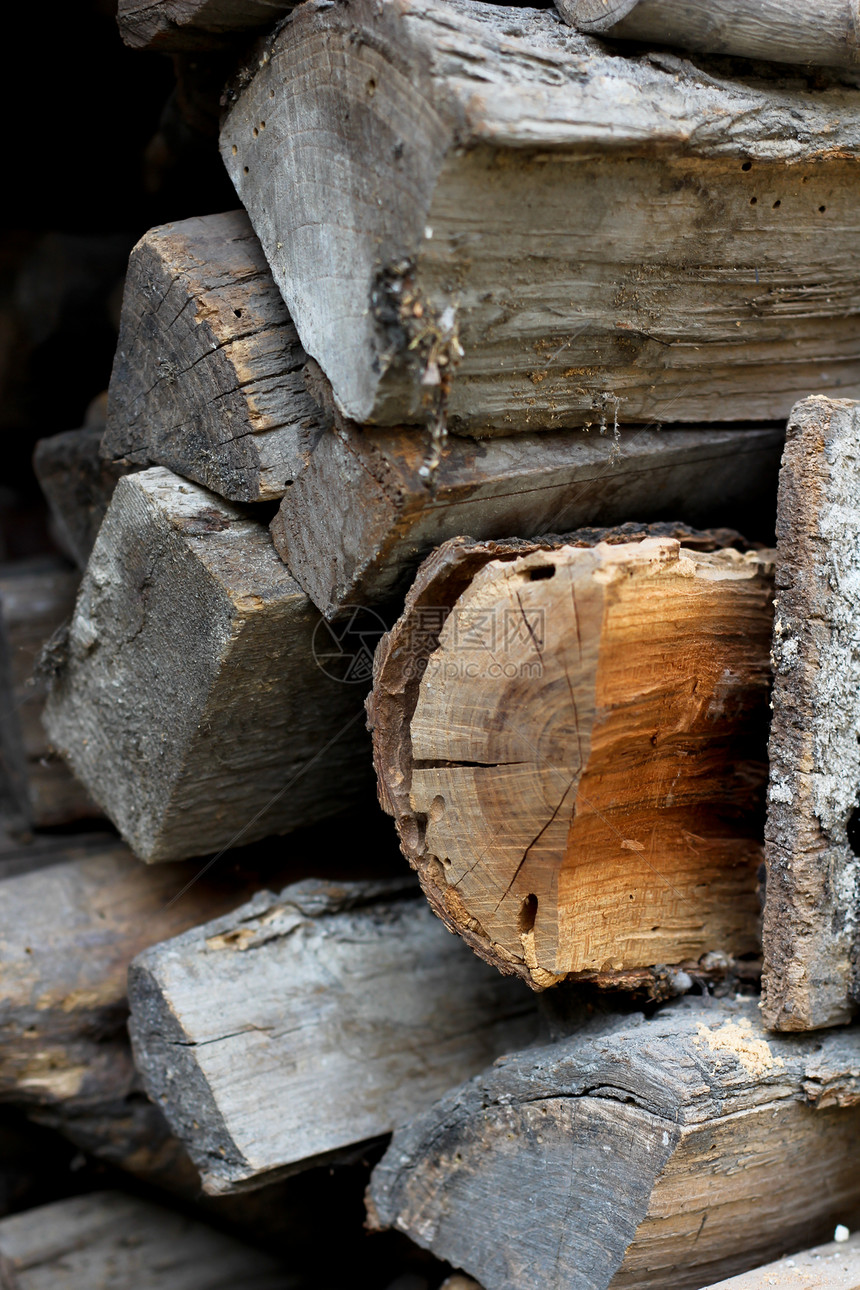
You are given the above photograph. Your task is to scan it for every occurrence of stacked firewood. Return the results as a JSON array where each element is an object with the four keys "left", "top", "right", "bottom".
[{"left": 5, "top": 1, "right": 860, "bottom": 1286}]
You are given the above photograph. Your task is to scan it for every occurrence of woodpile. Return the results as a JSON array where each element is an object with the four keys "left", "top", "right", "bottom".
[{"left": 6, "top": 1, "right": 860, "bottom": 1285}]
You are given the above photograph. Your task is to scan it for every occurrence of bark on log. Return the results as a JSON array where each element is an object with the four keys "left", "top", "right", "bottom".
[
  {"left": 128, "top": 877, "right": 539, "bottom": 1193},
  {"left": 103, "top": 212, "right": 325, "bottom": 502},
  {"left": 368, "top": 996, "right": 860, "bottom": 1290},
  {"left": 273, "top": 408, "right": 782, "bottom": 618},
  {"left": 0, "top": 561, "right": 99, "bottom": 834},
  {"left": 763, "top": 397, "right": 860, "bottom": 1032},
  {"left": 0, "top": 1192, "right": 292, "bottom": 1289},
  {"left": 33, "top": 429, "right": 131, "bottom": 570},
  {"left": 117, "top": 0, "right": 299, "bottom": 50},
  {"left": 221, "top": 0, "right": 860, "bottom": 433},
  {"left": 556, "top": 0, "right": 860, "bottom": 71},
  {"left": 42, "top": 467, "right": 372, "bottom": 862},
  {"left": 702, "top": 1231, "right": 860, "bottom": 1289},
  {"left": 367, "top": 530, "right": 774, "bottom": 990}
]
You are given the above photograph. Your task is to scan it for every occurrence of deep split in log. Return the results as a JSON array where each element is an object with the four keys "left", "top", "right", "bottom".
[
  {"left": 368, "top": 528, "right": 774, "bottom": 990},
  {"left": 103, "top": 211, "right": 325, "bottom": 503},
  {"left": 273, "top": 403, "right": 782, "bottom": 619},
  {"left": 128, "top": 877, "right": 538, "bottom": 1193},
  {"left": 222, "top": 0, "right": 860, "bottom": 432},
  {"left": 43, "top": 467, "right": 372, "bottom": 862},
  {"left": 763, "top": 397, "right": 860, "bottom": 1032},
  {"left": 368, "top": 996, "right": 860, "bottom": 1290}
]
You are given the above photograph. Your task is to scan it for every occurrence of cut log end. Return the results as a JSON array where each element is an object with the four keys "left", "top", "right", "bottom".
[{"left": 369, "top": 529, "right": 775, "bottom": 990}]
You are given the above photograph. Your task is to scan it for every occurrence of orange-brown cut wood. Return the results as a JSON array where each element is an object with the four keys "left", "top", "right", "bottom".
[{"left": 369, "top": 532, "right": 775, "bottom": 988}]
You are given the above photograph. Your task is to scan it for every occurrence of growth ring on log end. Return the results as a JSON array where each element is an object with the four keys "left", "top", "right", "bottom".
[{"left": 368, "top": 531, "right": 775, "bottom": 990}]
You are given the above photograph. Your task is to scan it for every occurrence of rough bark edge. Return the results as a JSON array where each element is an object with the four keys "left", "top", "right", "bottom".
[{"left": 762, "top": 396, "right": 860, "bottom": 1031}]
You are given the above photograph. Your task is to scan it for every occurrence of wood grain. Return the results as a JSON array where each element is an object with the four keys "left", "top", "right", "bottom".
[
  {"left": 368, "top": 530, "right": 774, "bottom": 989},
  {"left": 128, "top": 877, "right": 539, "bottom": 1192},
  {"left": 117, "top": 0, "right": 299, "bottom": 49},
  {"left": 763, "top": 397, "right": 860, "bottom": 1031},
  {"left": 273, "top": 412, "right": 782, "bottom": 619},
  {"left": 0, "top": 1192, "right": 291, "bottom": 1289},
  {"left": 703, "top": 1231, "right": 860, "bottom": 1289},
  {"left": 43, "top": 468, "right": 372, "bottom": 862},
  {"left": 0, "top": 560, "right": 99, "bottom": 833},
  {"left": 368, "top": 996, "right": 860, "bottom": 1290},
  {"left": 557, "top": 0, "right": 860, "bottom": 70},
  {"left": 33, "top": 429, "right": 130, "bottom": 570},
  {"left": 222, "top": 0, "right": 860, "bottom": 432},
  {"left": 103, "top": 211, "right": 325, "bottom": 502}
]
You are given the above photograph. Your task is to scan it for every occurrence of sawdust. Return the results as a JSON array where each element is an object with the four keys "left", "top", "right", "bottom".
[{"left": 694, "top": 1017, "right": 784, "bottom": 1078}]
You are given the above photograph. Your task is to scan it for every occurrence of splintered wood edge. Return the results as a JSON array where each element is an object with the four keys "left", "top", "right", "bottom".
[{"left": 367, "top": 523, "right": 760, "bottom": 992}]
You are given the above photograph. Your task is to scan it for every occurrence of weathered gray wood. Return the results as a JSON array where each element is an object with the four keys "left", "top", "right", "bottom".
[
  {"left": 103, "top": 212, "right": 325, "bottom": 502},
  {"left": 0, "top": 1192, "right": 293, "bottom": 1289},
  {"left": 368, "top": 996, "right": 860, "bottom": 1290},
  {"left": 273, "top": 411, "right": 783, "bottom": 618},
  {"left": 763, "top": 397, "right": 860, "bottom": 1032},
  {"left": 556, "top": 0, "right": 860, "bottom": 70},
  {"left": 128, "top": 877, "right": 539, "bottom": 1193},
  {"left": 0, "top": 561, "right": 99, "bottom": 833},
  {"left": 703, "top": 1231, "right": 860, "bottom": 1289},
  {"left": 0, "top": 838, "right": 292, "bottom": 1110},
  {"left": 117, "top": 0, "right": 299, "bottom": 50},
  {"left": 33, "top": 428, "right": 131, "bottom": 570},
  {"left": 43, "top": 467, "right": 372, "bottom": 862},
  {"left": 222, "top": 0, "right": 860, "bottom": 433},
  {"left": 368, "top": 529, "right": 774, "bottom": 991}
]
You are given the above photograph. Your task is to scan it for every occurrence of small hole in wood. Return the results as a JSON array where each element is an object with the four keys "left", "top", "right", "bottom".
[
  {"left": 847, "top": 807, "right": 860, "bottom": 856},
  {"left": 527, "top": 565, "right": 555, "bottom": 581},
  {"left": 269, "top": 89, "right": 275, "bottom": 98},
  {"left": 231, "top": 144, "right": 237, "bottom": 156},
  {"left": 367, "top": 77, "right": 377, "bottom": 96},
  {"left": 819, "top": 205, "right": 827, "bottom": 213},
  {"left": 518, "top": 893, "right": 538, "bottom": 935},
  {"left": 772, "top": 199, "right": 781, "bottom": 208},
  {"left": 234, "top": 309, "right": 243, "bottom": 318},
  {"left": 253, "top": 127, "right": 259, "bottom": 138},
  {"left": 750, "top": 196, "right": 757, "bottom": 205},
  {"left": 260, "top": 120, "right": 266, "bottom": 129},
  {"left": 243, "top": 166, "right": 249, "bottom": 175},
  {"left": 741, "top": 161, "right": 752, "bottom": 171}
]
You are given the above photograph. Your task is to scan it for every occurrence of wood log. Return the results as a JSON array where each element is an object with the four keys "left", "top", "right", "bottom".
[
  {"left": 128, "top": 877, "right": 539, "bottom": 1193},
  {"left": 273, "top": 409, "right": 783, "bottom": 618},
  {"left": 0, "top": 560, "right": 99, "bottom": 834},
  {"left": 0, "top": 838, "right": 298, "bottom": 1110},
  {"left": 763, "top": 397, "right": 860, "bottom": 1032},
  {"left": 102, "top": 211, "right": 326, "bottom": 503},
  {"left": 221, "top": 0, "right": 860, "bottom": 433},
  {"left": 0, "top": 1192, "right": 292, "bottom": 1289},
  {"left": 33, "top": 428, "right": 131, "bottom": 570},
  {"left": 367, "top": 996, "right": 860, "bottom": 1290},
  {"left": 556, "top": 0, "right": 860, "bottom": 71},
  {"left": 43, "top": 467, "right": 372, "bottom": 862},
  {"left": 702, "top": 1231, "right": 860, "bottom": 1289},
  {"left": 117, "top": 0, "right": 298, "bottom": 50},
  {"left": 367, "top": 530, "right": 774, "bottom": 991}
]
